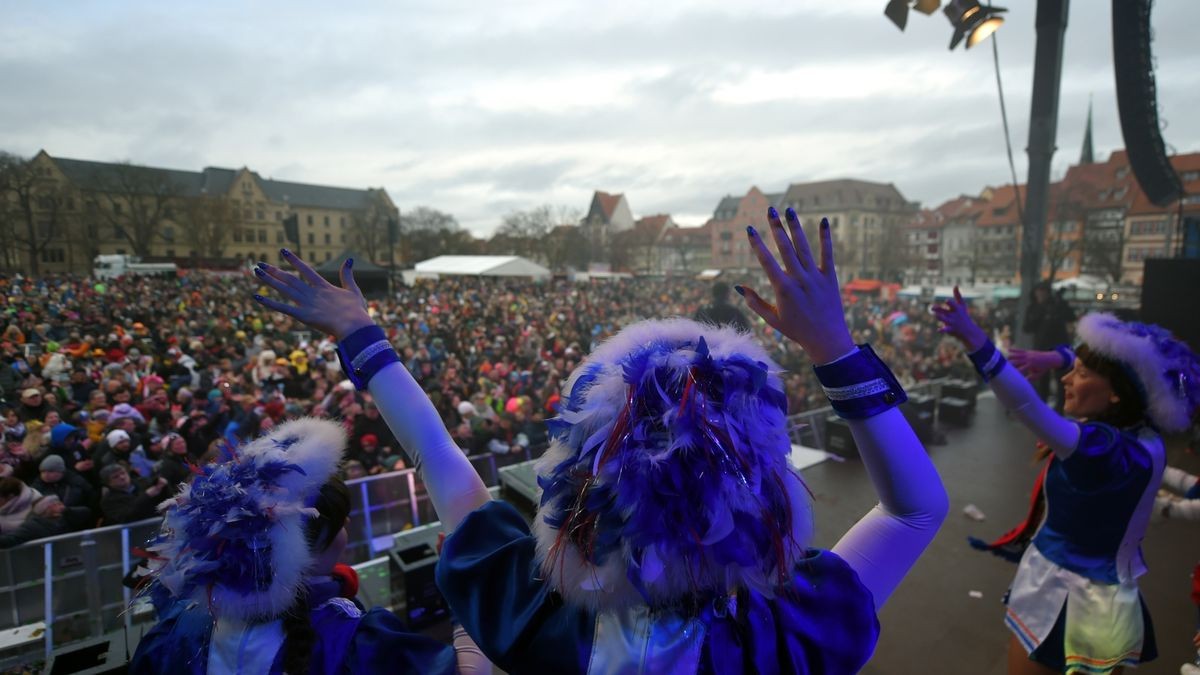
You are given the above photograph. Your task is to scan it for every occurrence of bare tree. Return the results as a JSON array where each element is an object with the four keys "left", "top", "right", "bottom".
[
  {"left": 0, "top": 152, "right": 76, "bottom": 275},
  {"left": 493, "top": 206, "right": 558, "bottom": 262},
  {"left": 347, "top": 191, "right": 397, "bottom": 263},
  {"left": 1082, "top": 226, "right": 1126, "bottom": 285},
  {"left": 875, "top": 223, "right": 919, "bottom": 283},
  {"left": 181, "top": 195, "right": 238, "bottom": 258},
  {"left": 91, "top": 162, "right": 183, "bottom": 257},
  {"left": 399, "top": 206, "right": 465, "bottom": 262}
]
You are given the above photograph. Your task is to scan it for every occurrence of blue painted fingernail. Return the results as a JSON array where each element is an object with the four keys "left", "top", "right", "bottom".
[
  {"left": 785, "top": 207, "right": 797, "bottom": 221},
  {"left": 746, "top": 225, "right": 757, "bottom": 237},
  {"left": 253, "top": 266, "right": 265, "bottom": 277},
  {"left": 734, "top": 285, "right": 745, "bottom": 297},
  {"left": 821, "top": 217, "right": 830, "bottom": 229},
  {"left": 253, "top": 294, "right": 264, "bottom": 301},
  {"left": 281, "top": 248, "right": 291, "bottom": 256},
  {"left": 767, "top": 206, "right": 779, "bottom": 219},
  {"left": 346, "top": 257, "right": 353, "bottom": 267}
]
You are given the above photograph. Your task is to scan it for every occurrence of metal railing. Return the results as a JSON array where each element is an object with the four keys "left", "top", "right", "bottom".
[
  {"left": 0, "top": 377, "right": 962, "bottom": 664},
  {"left": 0, "top": 446, "right": 544, "bottom": 664}
]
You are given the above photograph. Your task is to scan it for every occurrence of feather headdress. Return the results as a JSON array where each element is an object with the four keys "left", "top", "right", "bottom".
[
  {"left": 1076, "top": 312, "right": 1200, "bottom": 433},
  {"left": 141, "top": 417, "right": 346, "bottom": 621},
  {"left": 534, "top": 318, "right": 812, "bottom": 611}
]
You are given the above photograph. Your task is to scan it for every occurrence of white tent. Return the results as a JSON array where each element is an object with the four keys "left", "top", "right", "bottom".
[{"left": 413, "top": 255, "right": 551, "bottom": 278}]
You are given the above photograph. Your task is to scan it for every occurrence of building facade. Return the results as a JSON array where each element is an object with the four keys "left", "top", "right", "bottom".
[{"left": 0, "top": 150, "right": 398, "bottom": 276}]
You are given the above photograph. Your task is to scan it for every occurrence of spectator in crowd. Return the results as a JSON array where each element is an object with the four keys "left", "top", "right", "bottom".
[
  {"left": 0, "top": 495, "right": 92, "bottom": 548},
  {"left": 17, "top": 388, "right": 51, "bottom": 423},
  {"left": 693, "top": 281, "right": 751, "bottom": 331},
  {"left": 0, "top": 476, "right": 41, "bottom": 532},
  {"left": 99, "top": 465, "right": 168, "bottom": 524},
  {"left": 31, "top": 454, "right": 95, "bottom": 514}
]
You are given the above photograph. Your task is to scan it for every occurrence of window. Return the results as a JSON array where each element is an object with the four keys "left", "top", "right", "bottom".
[
  {"left": 257, "top": 210, "right": 264, "bottom": 221},
  {"left": 323, "top": 215, "right": 330, "bottom": 226},
  {"left": 233, "top": 229, "right": 243, "bottom": 243},
  {"left": 325, "top": 252, "right": 332, "bottom": 262},
  {"left": 340, "top": 234, "right": 346, "bottom": 244},
  {"left": 275, "top": 211, "right": 282, "bottom": 221},
  {"left": 307, "top": 233, "right": 315, "bottom": 245},
  {"left": 324, "top": 233, "right": 331, "bottom": 245},
  {"left": 276, "top": 231, "right": 284, "bottom": 244},
  {"left": 113, "top": 202, "right": 123, "bottom": 215},
  {"left": 927, "top": 244, "right": 939, "bottom": 255},
  {"left": 1185, "top": 195, "right": 1200, "bottom": 206},
  {"left": 258, "top": 229, "right": 267, "bottom": 243},
  {"left": 719, "top": 231, "right": 733, "bottom": 241},
  {"left": 163, "top": 226, "right": 175, "bottom": 241},
  {"left": 1183, "top": 171, "right": 1199, "bottom": 182},
  {"left": 307, "top": 214, "right": 314, "bottom": 226},
  {"left": 340, "top": 216, "right": 346, "bottom": 227}
]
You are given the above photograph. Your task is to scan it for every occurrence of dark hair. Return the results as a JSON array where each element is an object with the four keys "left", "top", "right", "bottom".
[
  {"left": 279, "top": 477, "right": 351, "bottom": 675},
  {"left": 1075, "top": 343, "right": 1146, "bottom": 429},
  {"left": 711, "top": 282, "right": 730, "bottom": 301},
  {"left": 0, "top": 477, "right": 24, "bottom": 499}
]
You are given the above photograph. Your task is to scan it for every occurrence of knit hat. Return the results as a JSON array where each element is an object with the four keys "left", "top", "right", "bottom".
[
  {"left": 106, "top": 429, "right": 131, "bottom": 446},
  {"left": 39, "top": 455, "right": 66, "bottom": 473}
]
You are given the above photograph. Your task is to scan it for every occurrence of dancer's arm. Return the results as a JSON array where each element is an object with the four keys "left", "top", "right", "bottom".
[
  {"left": 251, "top": 251, "right": 491, "bottom": 532},
  {"left": 932, "top": 287, "right": 1081, "bottom": 457},
  {"left": 739, "top": 207, "right": 947, "bottom": 609}
]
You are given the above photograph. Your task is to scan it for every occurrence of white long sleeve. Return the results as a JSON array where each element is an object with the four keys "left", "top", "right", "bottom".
[
  {"left": 452, "top": 624, "right": 493, "bottom": 674},
  {"left": 367, "top": 362, "right": 492, "bottom": 532},
  {"left": 1161, "top": 465, "right": 1200, "bottom": 496},
  {"left": 831, "top": 407, "right": 949, "bottom": 609},
  {"left": 987, "top": 362, "right": 1081, "bottom": 457}
]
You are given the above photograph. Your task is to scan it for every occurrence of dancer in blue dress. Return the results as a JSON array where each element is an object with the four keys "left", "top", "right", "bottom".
[
  {"left": 251, "top": 206, "right": 950, "bottom": 673},
  {"left": 129, "top": 417, "right": 487, "bottom": 674},
  {"left": 935, "top": 288, "right": 1200, "bottom": 674}
]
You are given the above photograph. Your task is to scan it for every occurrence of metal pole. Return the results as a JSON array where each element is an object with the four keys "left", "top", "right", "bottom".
[
  {"left": 1015, "top": 0, "right": 1070, "bottom": 347},
  {"left": 43, "top": 543, "right": 52, "bottom": 660}
]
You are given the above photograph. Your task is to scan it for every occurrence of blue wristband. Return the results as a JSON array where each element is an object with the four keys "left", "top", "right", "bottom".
[
  {"left": 967, "top": 340, "right": 1007, "bottom": 382},
  {"left": 1054, "top": 345, "right": 1075, "bottom": 371},
  {"left": 812, "top": 344, "right": 907, "bottom": 419},
  {"left": 337, "top": 325, "right": 400, "bottom": 391}
]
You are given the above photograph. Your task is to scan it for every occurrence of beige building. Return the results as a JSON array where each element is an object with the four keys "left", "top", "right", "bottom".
[
  {"left": 778, "top": 179, "right": 918, "bottom": 282},
  {"left": 0, "top": 150, "right": 398, "bottom": 275}
]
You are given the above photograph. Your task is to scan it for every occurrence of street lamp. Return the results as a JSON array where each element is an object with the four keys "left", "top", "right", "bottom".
[{"left": 884, "top": 0, "right": 1006, "bottom": 50}]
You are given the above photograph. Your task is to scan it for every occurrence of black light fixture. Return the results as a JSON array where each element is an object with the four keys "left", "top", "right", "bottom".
[
  {"left": 884, "top": 0, "right": 942, "bottom": 31},
  {"left": 943, "top": 0, "right": 1006, "bottom": 50}
]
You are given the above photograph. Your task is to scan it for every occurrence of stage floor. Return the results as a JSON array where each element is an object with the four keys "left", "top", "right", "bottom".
[{"left": 801, "top": 393, "right": 1200, "bottom": 674}]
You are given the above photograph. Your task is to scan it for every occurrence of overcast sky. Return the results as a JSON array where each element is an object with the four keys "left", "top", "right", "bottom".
[{"left": 2, "top": 1, "right": 1199, "bottom": 236}]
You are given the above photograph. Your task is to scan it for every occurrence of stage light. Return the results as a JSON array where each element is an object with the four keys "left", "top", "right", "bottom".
[
  {"left": 943, "top": 0, "right": 1006, "bottom": 50},
  {"left": 884, "top": 0, "right": 941, "bottom": 31}
]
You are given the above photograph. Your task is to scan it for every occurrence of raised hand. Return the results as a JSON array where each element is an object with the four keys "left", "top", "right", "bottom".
[
  {"left": 930, "top": 286, "right": 988, "bottom": 352},
  {"left": 1008, "top": 348, "right": 1064, "bottom": 380},
  {"left": 736, "top": 207, "right": 854, "bottom": 364},
  {"left": 252, "top": 249, "right": 376, "bottom": 341}
]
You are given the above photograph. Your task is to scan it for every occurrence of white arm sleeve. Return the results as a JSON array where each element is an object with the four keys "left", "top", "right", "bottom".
[
  {"left": 452, "top": 624, "right": 493, "bottom": 674},
  {"left": 367, "top": 362, "right": 492, "bottom": 532},
  {"left": 1161, "top": 465, "right": 1200, "bottom": 496},
  {"left": 987, "top": 363, "right": 1081, "bottom": 457},
  {"left": 831, "top": 407, "right": 949, "bottom": 609}
]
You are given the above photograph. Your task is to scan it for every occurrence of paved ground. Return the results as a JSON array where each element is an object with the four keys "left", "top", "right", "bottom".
[{"left": 801, "top": 393, "right": 1200, "bottom": 675}]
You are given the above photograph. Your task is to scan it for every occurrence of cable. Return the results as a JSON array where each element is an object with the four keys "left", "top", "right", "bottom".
[{"left": 990, "top": 19, "right": 1026, "bottom": 230}]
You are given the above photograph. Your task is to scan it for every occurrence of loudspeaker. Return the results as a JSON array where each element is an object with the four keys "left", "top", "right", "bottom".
[
  {"left": 939, "top": 397, "right": 973, "bottom": 427},
  {"left": 823, "top": 416, "right": 858, "bottom": 457},
  {"left": 1112, "top": 0, "right": 1182, "bottom": 207},
  {"left": 942, "top": 380, "right": 978, "bottom": 411},
  {"left": 1141, "top": 259, "right": 1200, "bottom": 352}
]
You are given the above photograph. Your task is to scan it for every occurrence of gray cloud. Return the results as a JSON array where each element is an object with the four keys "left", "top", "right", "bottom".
[{"left": 1, "top": 1, "right": 1198, "bottom": 234}]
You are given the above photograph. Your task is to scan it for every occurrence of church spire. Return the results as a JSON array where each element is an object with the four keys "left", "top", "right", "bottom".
[{"left": 1080, "top": 97, "right": 1094, "bottom": 165}]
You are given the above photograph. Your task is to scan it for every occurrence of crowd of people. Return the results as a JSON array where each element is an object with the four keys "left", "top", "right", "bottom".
[{"left": 0, "top": 269, "right": 989, "bottom": 546}]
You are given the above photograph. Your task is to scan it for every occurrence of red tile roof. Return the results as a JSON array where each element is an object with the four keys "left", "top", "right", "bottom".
[{"left": 595, "top": 191, "right": 623, "bottom": 219}]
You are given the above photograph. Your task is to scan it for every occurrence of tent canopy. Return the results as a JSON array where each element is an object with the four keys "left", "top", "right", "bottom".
[{"left": 414, "top": 255, "right": 551, "bottom": 278}]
